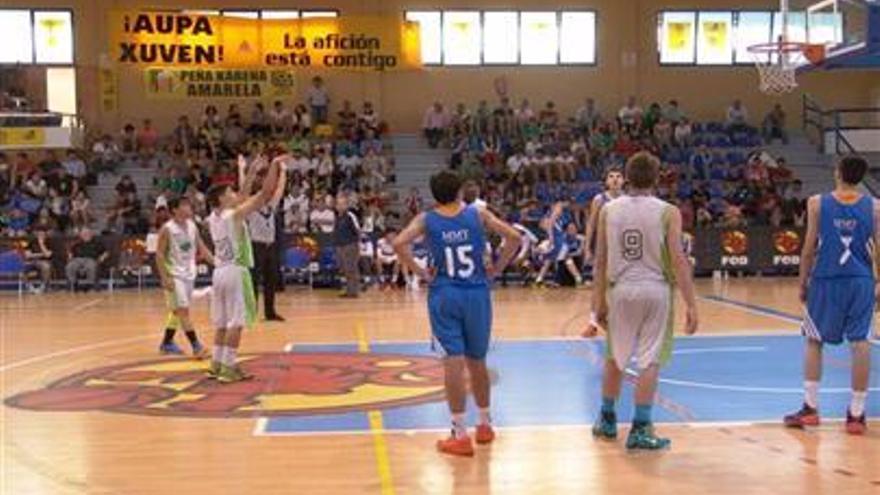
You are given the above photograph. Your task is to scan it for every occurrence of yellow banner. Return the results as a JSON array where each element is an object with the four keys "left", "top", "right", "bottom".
[
  {"left": 144, "top": 68, "right": 296, "bottom": 99},
  {"left": 109, "top": 11, "right": 421, "bottom": 71},
  {"left": 702, "top": 21, "right": 728, "bottom": 50},
  {"left": 99, "top": 67, "right": 118, "bottom": 112},
  {"left": 667, "top": 21, "right": 693, "bottom": 52},
  {"left": 0, "top": 128, "right": 45, "bottom": 147}
]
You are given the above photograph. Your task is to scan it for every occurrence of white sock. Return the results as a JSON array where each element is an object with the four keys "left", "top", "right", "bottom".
[
  {"left": 589, "top": 311, "right": 598, "bottom": 326},
  {"left": 224, "top": 347, "right": 238, "bottom": 367},
  {"left": 212, "top": 345, "right": 223, "bottom": 363},
  {"left": 451, "top": 413, "right": 467, "bottom": 438},
  {"left": 479, "top": 407, "right": 491, "bottom": 426},
  {"left": 851, "top": 390, "right": 867, "bottom": 417},
  {"left": 804, "top": 381, "right": 819, "bottom": 409}
]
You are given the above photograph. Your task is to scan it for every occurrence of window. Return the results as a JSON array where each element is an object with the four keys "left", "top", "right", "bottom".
[
  {"left": 807, "top": 12, "right": 842, "bottom": 45},
  {"left": 443, "top": 11, "right": 480, "bottom": 65},
  {"left": 222, "top": 11, "right": 259, "bottom": 19},
  {"left": 0, "top": 10, "right": 33, "bottom": 64},
  {"left": 659, "top": 12, "right": 697, "bottom": 63},
  {"left": 34, "top": 11, "right": 73, "bottom": 64},
  {"left": 560, "top": 12, "right": 596, "bottom": 64},
  {"left": 301, "top": 11, "right": 338, "bottom": 18},
  {"left": 260, "top": 11, "right": 300, "bottom": 20},
  {"left": 734, "top": 12, "right": 772, "bottom": 64},
  {"left": 406, "top": 11, "right": 441, "bottom": 64},
  {"left": 697, "top": 12, "right": 733, "bottom": 64},
  {"left": 520, "top": 12, "right": 558, "bottom": 64},
  {"left": 483, "top": 12, "right": 518, "bottom": 64},
  {"left": 405, "top": 10, "right": 596, "bottom": 66}
]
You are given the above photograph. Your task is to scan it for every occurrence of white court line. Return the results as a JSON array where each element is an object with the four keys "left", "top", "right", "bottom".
[
  {"left": 70, "top": 297, "right": 106, "bottom": 313},
  {"left": 253, "top": 417, "right": 872, "bottom": 437},
  {"left": 672, "top": 346, "right": 766, "bottom": 355},
  {"left": 699, "top": 296, "right": 801, "bottom": 325},
  {"left": 0, "top": 334, "right": 154, "bottom": 373}
]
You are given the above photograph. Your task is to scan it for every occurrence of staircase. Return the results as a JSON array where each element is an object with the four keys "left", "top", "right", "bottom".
[
  {"left": 764, "top": 132, "right": 834, "bottom": 195},
  {"left": 389, "top": 134, "right": 449, "bottom": 207},
  {"left": 88, "top": 159, "right": 157, "bottom": 230}
]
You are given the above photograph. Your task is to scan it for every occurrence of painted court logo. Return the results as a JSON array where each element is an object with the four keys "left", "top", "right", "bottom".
[{"left": 4, "top": 353, "right": 445, "bottom": 418}]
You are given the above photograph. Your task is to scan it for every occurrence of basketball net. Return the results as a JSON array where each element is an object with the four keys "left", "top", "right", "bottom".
[{"left": 749, "top": 42, "right": 804, "bottom": 96}]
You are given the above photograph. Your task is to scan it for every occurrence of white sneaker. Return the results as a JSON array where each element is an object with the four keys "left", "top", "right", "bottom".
[{"left": 193, "top": 287, "right": 213, "bottom": 300}]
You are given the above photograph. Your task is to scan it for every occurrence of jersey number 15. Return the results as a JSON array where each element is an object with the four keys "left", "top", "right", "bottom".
[{"left": 444, "top": 245, "right": 475, "bottom": 279}]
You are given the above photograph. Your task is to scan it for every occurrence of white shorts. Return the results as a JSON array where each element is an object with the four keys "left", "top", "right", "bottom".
[
  {"left": 165, "top": 278, "right": 194, "bottom": 310},
  {"left": 606, "top": 281, "right": 673, "bottom": 371},
  {"left": 211, "top": 265, "right": 256, "bottom": 330}
]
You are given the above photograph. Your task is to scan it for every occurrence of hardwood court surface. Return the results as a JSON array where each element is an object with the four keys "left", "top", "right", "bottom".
[{"left": 1, "top": 278, "right": 878, "bottom": 495}]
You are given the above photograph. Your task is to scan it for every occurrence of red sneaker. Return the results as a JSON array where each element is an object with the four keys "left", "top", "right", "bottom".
[
  {"left": 784, "top": 403, "right": 820, "bottom": 428},
  {"left": 436, "top": 435, "right": 474, "bottom": 457},
  {"left": 846, "top": 410, "right": 867, "bottom": 435},
  {"left": 475, "top": 424, "right": 495, "bottom": 445}
]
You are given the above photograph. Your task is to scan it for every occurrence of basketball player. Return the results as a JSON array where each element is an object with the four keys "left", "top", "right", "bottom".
[
  {"left": 394, "top": 170, "right": 521, "bottom": 457},
  {"left": 205, "top": 154, "right": 284, "bottom": 383},
  {"left": 156, "top": 196, "right": 214, "bottom": 357},
  {"left": 592, "top": 152, "right": 698, "bottom": 450},
  {"left": 582, "top": 167, "right": 624, "bottom": 336},
  {"left": 535, "top": 202, "right": 566, "bottom": 286},
  {"left": 785, "top": 155, "right": 878, "bottom": 435}
]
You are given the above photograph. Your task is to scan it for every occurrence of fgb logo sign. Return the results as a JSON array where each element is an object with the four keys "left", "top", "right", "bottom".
[
  {"left": 720, "top": 230, "right": 749, "bottom": 267},
  {"left": 772, "top": 230, "right": 802, "bottom": 266}
]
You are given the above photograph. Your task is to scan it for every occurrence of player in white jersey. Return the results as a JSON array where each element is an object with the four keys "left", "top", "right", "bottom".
[
  {"left": 592, "top": 152, "right": 698, "bottom": 450},
  {"left": 205, "top": 154, "right": 284, "bottom": 383},
  {"left": 376, "top": 229, "right": 400, "bottom": 289},
  {"left": 582, "top": 167, "right": 624, "bottom": 336},
  {"left": 156, "top": 196, "right": 214, "bottom": 357}
]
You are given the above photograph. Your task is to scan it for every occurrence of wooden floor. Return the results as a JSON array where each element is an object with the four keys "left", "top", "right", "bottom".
[{"left": 1, "top": 278, "right": 878, "bottom": 495}]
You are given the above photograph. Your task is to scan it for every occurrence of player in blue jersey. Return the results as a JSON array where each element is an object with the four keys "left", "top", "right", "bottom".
[
  {"left": 785, "top": 155, "right": 879, "bottom": 435},
  {"left": 394, "top": 170, "right": 521, "bottom": 457}
]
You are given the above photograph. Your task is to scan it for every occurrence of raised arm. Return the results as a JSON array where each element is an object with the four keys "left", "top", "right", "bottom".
[
  {"left": 666, "top": 206, "right": 698, "bottom": 335},
  {"left": 392, "top": 213, "right": 428, "bottom": 278},
  {"left": 479, "top": 207, "right": 521, "bottom": 277},
  {"left": 798, "top": 195, "right": 821, "bottom": 303},
  {"left": 269, "top": 166, "right": 287, "bottom": 208},
  {"left": 234, "top": 154, "right": 286, "bottom": 221}
]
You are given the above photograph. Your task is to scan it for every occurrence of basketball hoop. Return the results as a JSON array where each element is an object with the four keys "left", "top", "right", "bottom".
[{"left": 747, "top": 41, "right": 825, "bottom": 96}]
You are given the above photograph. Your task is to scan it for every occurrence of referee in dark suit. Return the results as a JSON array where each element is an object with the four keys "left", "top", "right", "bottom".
[
  {"left": 334, "top": 193, "right": 361, "bottom": 298},
  {"left": 248, "top": 172, "right": 286, "bottom": 321}
]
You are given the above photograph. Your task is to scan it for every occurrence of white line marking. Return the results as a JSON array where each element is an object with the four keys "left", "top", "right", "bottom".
[
  {"left": 0, "top": 334, "right": 153, "bottom": 373},
  {"left": 253, "top": 417, "right": 876, "bottom": 437},
  {"left": 672, "top": 346, "right": 766, "bottom": 355},
  {"left": 71, "top": 297, "right": 105, "bottom": 313},
  {"left": 252, "top": 417, "right": 269, "bottom": 436},
  {"left": 699, "top": 296, "right": 801, "bottom": 324}
]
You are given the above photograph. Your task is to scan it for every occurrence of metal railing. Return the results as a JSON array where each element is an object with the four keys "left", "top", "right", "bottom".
[{"left": 802, "top": 94, "right": 880, "bottom": 154}]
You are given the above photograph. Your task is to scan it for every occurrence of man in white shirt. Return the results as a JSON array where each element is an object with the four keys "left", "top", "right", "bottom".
[
  {"left": 506, "top": 151, "right": 527, "bottom": 177},
  {"left": 423, "top": 102, "right": 449, "bottom": 149},
  {"left": 269, "top": 100, "right": 290, "bottom": 136},
  {"left": 309, "top": 194, "right": 336, "bottom": 240},
  {"left": 307, "top": 76, "right": 330, "bottom": 124},
  {"left": 726, "top": 99, "right": 749, "bottom": 133},
  {"left": 282, "top": 186, "right": 310, "bottom": 234},
  {"left": 618, "top": 96, "right": 643, "bottom": 132}
]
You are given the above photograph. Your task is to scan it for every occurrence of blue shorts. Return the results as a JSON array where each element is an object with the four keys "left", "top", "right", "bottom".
[
  {"left": 428, "top": 284, "right": 492, "bottom": 359},
  {"left": 802, "top": 277, "right": 875, "bottom": 345}
]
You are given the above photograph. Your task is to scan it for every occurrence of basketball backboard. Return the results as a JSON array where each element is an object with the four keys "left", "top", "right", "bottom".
[{"left": 800, "top": 0, "right": 880, "bottom": 70}]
